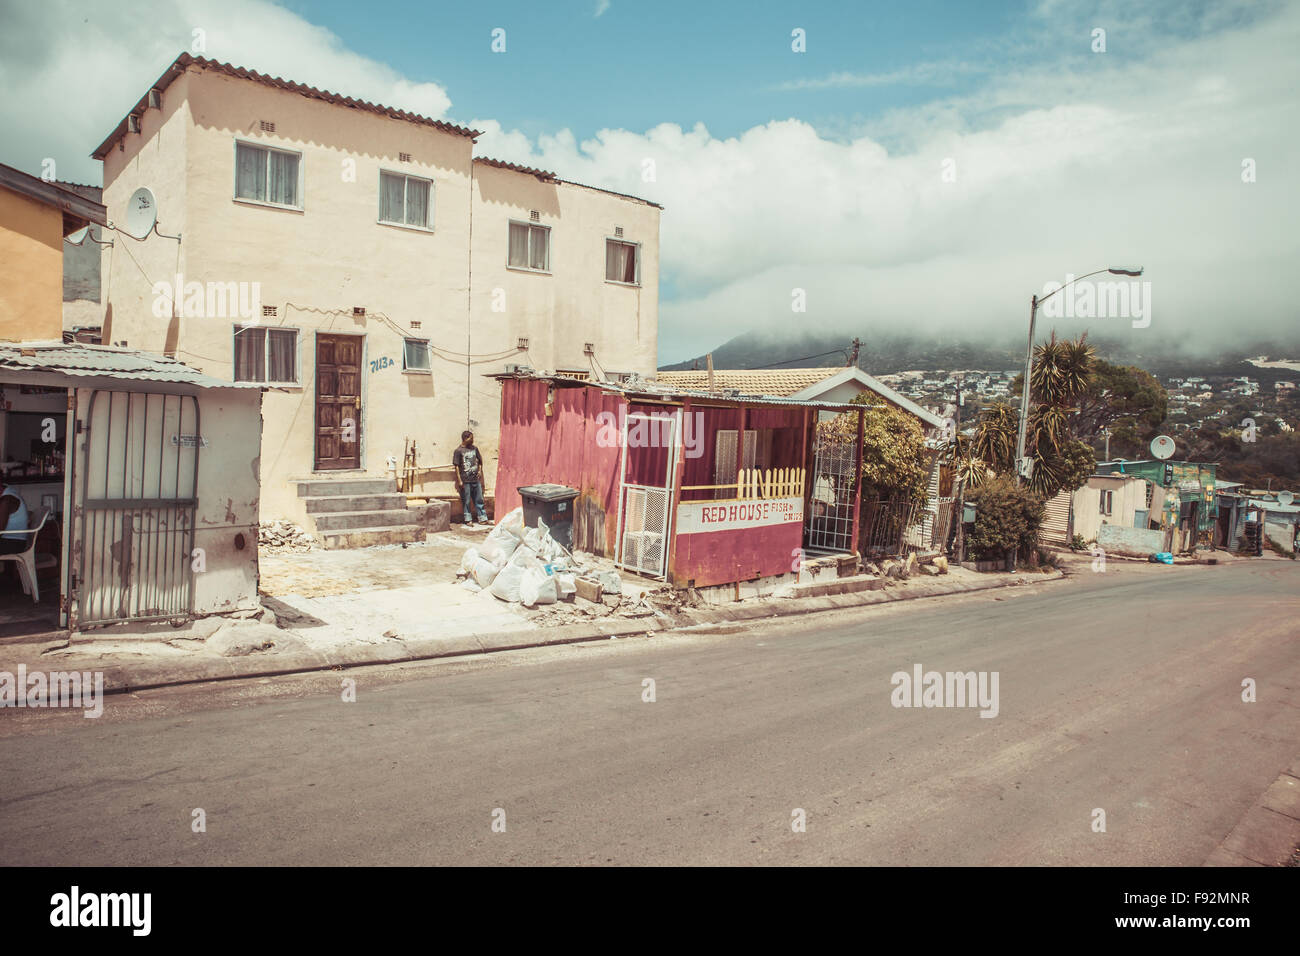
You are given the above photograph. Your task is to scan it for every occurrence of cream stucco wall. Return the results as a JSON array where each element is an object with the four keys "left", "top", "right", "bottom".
[
  {"left": 100, "top": 70, "right": 192, "bottom": 352},
  {"left": 189, "top": 386, "right": 262, "bottom": 614},
  {"left": 469, "top": 163, "right": 660, "bottom": 492},
  {"left": 1071, "top": 476, "right": 1151, "bottom": 542},
  {"left": 66, "top": 384, "right": 261, "bottom": 629},
  {"left": 101, "top": 65, "right": 661, "bottom": 524},
  {"left": 0, "top": 187, "right": 64, "bottom": 342}
]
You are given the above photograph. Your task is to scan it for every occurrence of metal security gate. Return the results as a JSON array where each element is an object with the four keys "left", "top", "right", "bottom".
[
  {"left": 78, "top": 390, "right": 199, "bottom": 626},
  {"left": 615, "top": 409, "right": 679, "bottom": 579},
  {"left": 805, "top": 422, "right": 857, "bottom": 553}
]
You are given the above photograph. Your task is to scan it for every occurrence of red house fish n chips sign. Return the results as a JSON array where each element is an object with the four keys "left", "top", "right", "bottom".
[{"left": 676, "top": 496, "right": 803, "bottom": 535}]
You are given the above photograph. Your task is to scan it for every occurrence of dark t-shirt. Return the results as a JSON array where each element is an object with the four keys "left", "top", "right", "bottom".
[{"left": 454, "top": 445, "right": 481, "bottom": 482}]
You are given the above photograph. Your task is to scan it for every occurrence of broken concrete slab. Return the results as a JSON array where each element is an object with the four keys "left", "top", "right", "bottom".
[{"left": 207, "top": 621, "right": 284, "bottom": 657}]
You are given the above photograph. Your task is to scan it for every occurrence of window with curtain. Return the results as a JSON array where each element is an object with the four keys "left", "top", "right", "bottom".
[
  {"left": 378, "top": 171, "right": 434, "bottom": 229},
  {"left": 605, "top": 239, "right": 639, "bottom": 284},
  {"left": 508, "top": 221, "right": 550, "bottom": 271},
  {"left": 235, "top": 142, "right": 300, "bottom": 207},
  {"left": 234, "top": 326, "right": 298, "bottom": 383},
  {"left": 713, "top": 429, "right": 771, "bottom": 486},
  {"left": 403, "top": 338, "right": 431, "bottom": 372}
]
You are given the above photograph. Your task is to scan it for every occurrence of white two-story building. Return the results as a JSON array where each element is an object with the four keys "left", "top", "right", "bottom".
[{"left": 92, "top": 53, "right": 661, "bottom": 537}]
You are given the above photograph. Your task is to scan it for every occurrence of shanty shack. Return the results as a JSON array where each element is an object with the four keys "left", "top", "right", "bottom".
[{"left": 494, "top": 373, "right": 873, "bottom": 592}]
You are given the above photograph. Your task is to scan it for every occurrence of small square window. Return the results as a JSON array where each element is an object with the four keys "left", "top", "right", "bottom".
[
  {"left": 403, "top": 338, "right": 431, "bottom": 372},
  {"left": 234, "top": 326, "right": 298, "bottom": 383},
  {"left": 235, "top": 142, "right": 301, "bottom": 207},
  {"left": 379, "top": 170, "right": 434, "bottom": 230},
  {"left": 508, "top": 221, "right": 550, "bottom": 272},
  {"left": 605, "top": 238, "right": 639, "bottom": 284}
]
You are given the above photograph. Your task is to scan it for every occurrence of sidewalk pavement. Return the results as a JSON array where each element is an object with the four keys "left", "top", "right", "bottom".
[
  {"left": 0, "top": 530, "right": 1064, "bottom": 694},
  {"left": 1204, "top": 756, "right": 1300, "bottom": 867}
]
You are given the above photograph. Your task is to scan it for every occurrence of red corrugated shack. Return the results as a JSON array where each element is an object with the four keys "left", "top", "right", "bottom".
[{"left": 493, "top": 373, "right": 871, "bottom": 590}]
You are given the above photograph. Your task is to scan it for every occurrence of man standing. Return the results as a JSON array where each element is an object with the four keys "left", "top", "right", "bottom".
[{"left": 454, "top": 430, "right": 489, "bottom": 527}]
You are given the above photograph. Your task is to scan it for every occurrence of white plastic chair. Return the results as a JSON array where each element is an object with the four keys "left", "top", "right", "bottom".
[{"left": 0, "top": 511, "right": 51, "bottom": 604}]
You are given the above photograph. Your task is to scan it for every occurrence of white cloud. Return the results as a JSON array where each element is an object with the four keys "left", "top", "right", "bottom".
[
  {"left": 4, "top": 0, "right": 1294, "bottom": 365},
  {"left": 595, "top": 0, "right": 610, "bottom": 17},
  {"left": 476, "top": 3, "right": 1300, "bottom": 362},
  {"left": 0, "top": 0, "right": 452, "bottom": 183}
]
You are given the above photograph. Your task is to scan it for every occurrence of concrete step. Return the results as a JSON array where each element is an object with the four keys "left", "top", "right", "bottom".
[
  {"left": 311, "top": 509, "right": 415, "bottom": 532},
  {"left": 296, "top": 477, "right": 397, "bottom": 498},
  {"left": 319, "top": 524, "right": 424, "bottom": 550},
  {"left": 303, "top": 493, "right": 408, "bottom": 514},
  {"left": 784, "top": 573, "right": 885, "bottom": 599}
]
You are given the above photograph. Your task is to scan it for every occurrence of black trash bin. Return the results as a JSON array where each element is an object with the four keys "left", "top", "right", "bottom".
[{"left": 517, "top": 484, "right": 579, "bottom": 551}]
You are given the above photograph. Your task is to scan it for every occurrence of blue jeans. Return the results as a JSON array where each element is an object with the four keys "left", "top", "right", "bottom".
[{"left": 460, "top": 481, "right": 487, "bottom": 523}]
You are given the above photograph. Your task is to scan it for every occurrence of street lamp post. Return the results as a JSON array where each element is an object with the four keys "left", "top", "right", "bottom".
[
  {"left": 1007, "top": 266, "right": 1143, "bottom": 570},
  {"left": 1013, "top": 267, "right": 1144, "bottom": 485}
]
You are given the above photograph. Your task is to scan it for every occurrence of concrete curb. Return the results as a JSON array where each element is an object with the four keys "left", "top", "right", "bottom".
[
  {"left": 93, "top": 617, "right": 657, "bottom": 695},
  {"left": 19, "top": 569, "right": 1063, "bottom": 696},
  {"left": 679, "top": 569, "right": 1063, "bottom": 627},
  {"left": 1203, "top": 757, "right": 1300, "bottom": 867}
]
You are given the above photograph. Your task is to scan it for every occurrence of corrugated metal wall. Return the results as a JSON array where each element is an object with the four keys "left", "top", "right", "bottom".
[
  {"left": 1041, "top": 490, "right": 1072, "bottom": 544},
  {"left": 494, "top": 379, "right": 625, "bottom": 556}
]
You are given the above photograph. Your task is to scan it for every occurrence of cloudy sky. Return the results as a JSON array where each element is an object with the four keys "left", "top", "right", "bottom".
[{"left": 2, "top": 0, "right": 1296, "bottom": 364}]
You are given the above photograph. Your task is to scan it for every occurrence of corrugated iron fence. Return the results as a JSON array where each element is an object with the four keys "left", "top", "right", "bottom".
[
  {"left": 78, "top": 390, "right": 199, "bottom": 626},
  {"left": 859, "top": 497, "right": 955, "bottom": 558}
]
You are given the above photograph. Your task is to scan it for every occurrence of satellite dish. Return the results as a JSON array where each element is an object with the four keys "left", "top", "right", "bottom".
[
  {"left": 1279, "top": 490, "right": 1295, "bottom": 506},
  {"left": 64, "top": 226, "right": 89, "bottom": 245},
  {"left": 1150, "top": 435, "right": 1176, "bottom": 460},
  {"left": 123, "top": 186, "right": 158, "bottom": 239}
]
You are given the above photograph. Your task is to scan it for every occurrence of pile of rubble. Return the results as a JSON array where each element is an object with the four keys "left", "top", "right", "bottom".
[
  {"left": 457, "top": 508, "right": 677, "bottom": 623},
  {"left": 258, "top": 520, "right": 319, "bottom": 554},
  {"left": 864, "top": 553, "right": 949, "bottom": 580}
]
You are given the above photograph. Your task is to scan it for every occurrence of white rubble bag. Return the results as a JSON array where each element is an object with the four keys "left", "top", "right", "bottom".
[
  {"left": 554, "top": 571, "right": 577, "bottom": 599},
  {"left": 496, "top": 506, "right": 525, "bottom": 539},
  {"left": 481, "top": 521, "right": 522, "bottom": 563},
  {"left": 460, "top": 546, "right": 481, "bottom": 574},
  {"left": 471, "top": 556, "right": 501, "bottom": 588},
  {"left": 490, "top": 561, "right": 527, "bottom": 602},
  {"left": 523, "top": 519, "right": 569, "bottom": 563},
  {"left": 520, "top": 566, "right": 558, "bottom": 607}
]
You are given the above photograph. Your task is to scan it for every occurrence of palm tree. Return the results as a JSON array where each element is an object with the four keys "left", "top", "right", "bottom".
[{"left": 967, "top": 333, "right": 1097, "bottom": 497}]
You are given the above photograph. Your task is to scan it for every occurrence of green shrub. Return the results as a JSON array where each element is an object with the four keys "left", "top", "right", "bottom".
[{"left": 965, "top": 475, "right": 1045, "bottom": 561}]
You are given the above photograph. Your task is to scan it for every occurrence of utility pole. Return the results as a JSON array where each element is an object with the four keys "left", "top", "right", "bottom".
[
  {"left": 848, "top": 337, "right": 861, "bottom": 368},
  {"left": 1014, "top": 295, "right": 1038, "bottom": 486},
  {"left": 952, "top": 374, "right": 965, "bottom": 564},
  {"left": 1103, "top": 426, "right": 1111, "bottom": 461}
]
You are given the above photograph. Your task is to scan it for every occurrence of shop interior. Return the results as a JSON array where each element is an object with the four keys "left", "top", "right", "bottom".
[{"left": 0, "top": 382, "right": 66, "bottom": 636}]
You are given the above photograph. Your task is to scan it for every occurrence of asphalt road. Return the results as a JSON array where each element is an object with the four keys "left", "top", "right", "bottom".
[{"left": 1, "top": 557, "right": 1297, "bottom": 865}]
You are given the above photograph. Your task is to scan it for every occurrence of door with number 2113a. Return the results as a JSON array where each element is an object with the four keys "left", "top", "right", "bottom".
[{"left": 315, "top": 334, "right": 362, "bottom": 470}]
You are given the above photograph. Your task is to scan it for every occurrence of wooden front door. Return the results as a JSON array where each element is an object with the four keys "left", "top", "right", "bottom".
[{"left": 315, "top": 334, "right": 362, "bottom": 470}]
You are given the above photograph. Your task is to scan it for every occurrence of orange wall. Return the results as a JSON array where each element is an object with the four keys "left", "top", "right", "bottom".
[{"left": 0, "top": 187, "right": 64, "bottom": 341}]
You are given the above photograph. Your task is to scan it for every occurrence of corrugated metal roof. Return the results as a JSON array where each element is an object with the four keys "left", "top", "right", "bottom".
[
  {"left": 655, "top": 366, "right": 946, "bottom": 427},
  {"left": 657, "top": 368, "right": 837, "bottom": 396},
  {"left": 473, "top": 158, "right": 664, "bottom": 208},
  {"left": 0, "top": 162, "right": 107, "bottom": 231},
  {"left": 493, "top": 371, "right": 880, "bottom": 412},
  {"left": 93, "top": 53, "right": 481, "bottom": 159},
  {"left": 473, "top": 156, "right": 557, "bottom": 182},
  {"left": 0, "top": 343, "right": 260, "bottom": 388}
]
